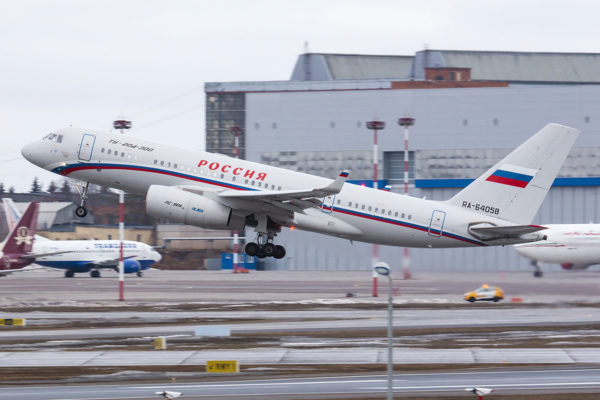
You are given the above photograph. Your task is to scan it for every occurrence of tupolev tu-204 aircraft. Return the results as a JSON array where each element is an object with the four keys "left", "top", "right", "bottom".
[{"left": 21, "top": 123, "right": 578, "bottom": 259}]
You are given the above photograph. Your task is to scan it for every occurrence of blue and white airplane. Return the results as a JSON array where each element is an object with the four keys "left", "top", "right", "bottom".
[
  {"left": 21, "top": 123, "right": 578, "bottom": 259},
  {"left": 3, "top": 198, "right": 162, "bottom": 278}
]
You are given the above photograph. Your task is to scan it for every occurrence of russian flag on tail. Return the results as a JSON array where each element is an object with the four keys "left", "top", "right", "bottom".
[
  {"left": 339, "top": 171, "right": 349, "bottom": 178},
  {"left": 486, "top": 164, "right": 536, "bottom": 188}
]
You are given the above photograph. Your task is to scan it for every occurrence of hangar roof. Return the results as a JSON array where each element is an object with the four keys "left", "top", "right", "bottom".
[
  {"left": 290, "top": 53, "right": 414, "bottom": 81},
  {"left": 288, "top": 50, "right": 600, "bottom": 84},
  {"left": 413, "top": 50, "right": 600, "bottom": 83}
]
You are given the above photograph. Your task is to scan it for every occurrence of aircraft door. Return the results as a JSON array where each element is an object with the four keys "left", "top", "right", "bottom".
[
  {"left": 428, "top": 210, "right": 446, "bottom": 237},
  {"left": 78, "top": 134, "right": 96, "bottom": 161},
  {"left": 321, "top": 195, "right": 336, "bottom": 214}
]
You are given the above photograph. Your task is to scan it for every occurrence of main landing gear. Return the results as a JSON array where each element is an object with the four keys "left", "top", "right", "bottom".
[
  {"left": 244, "top": 214, "right": 286, "bottom": 259},
  {"left": 74, "top": 181, "right": 90, "bottom": 218},
  {"left": 245, "top": 234, "right": 286, "bottom": 259},
  {"left": 532, "top": 260, "right": 543, "bottom": 278}
]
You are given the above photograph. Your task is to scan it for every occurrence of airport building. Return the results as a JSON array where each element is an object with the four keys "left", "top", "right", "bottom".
[{"left": 205, "top": 50, "right": 600, "bottom": 272}]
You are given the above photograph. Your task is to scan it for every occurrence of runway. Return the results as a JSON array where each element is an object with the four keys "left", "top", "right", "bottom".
[
  {"left": 1, "top": 367, "right": 600, "bottom": 399},
  {"left": 0, "top": 268, "right": 599, "bottom": 398}
]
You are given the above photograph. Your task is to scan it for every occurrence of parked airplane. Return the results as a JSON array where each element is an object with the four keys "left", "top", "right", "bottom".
[
  {"left": 514, "top": 224, "right": 600, "bottom": 277},
  {"left": 2, "top": 198, "right": 162, "bottom": 278},
  {"left": 21, "top": 123, "right": 578, "bottom": 259},
  {"left": 0, "top": 202, "right": 39, "bottom": 273}
]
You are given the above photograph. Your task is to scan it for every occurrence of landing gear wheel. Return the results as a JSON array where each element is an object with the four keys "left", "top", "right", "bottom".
[
  {"left": 65, "top": 270, "right": 75, "bottom": 278},
  {"left": 262, "top": 243, "right": 275, "bottom": 257},
  {"left": 245, "top": 242, "right": 259, "bottom": 256},
  {"left": 137, "top": 271, "right": 143, "bottom": 277},
  {"left": 273, "top": 245, "right": 286, "bottom": 259},
  {"left": 90, "top": 270, "right": 101, "bottom": 278},
  {"left": 75, "top": 206, "right": 88, "bottom": 218},
  {"left": 467, "top": 297, "right": 476, "bottom": 303},
  {"left": 256, "top": 249, "right": 266, "bottom": 259},
  {"left": 533, "top": 270, "right": 543, "bottom": 278}
]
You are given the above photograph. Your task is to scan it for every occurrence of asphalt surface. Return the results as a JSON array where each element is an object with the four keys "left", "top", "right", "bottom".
[{"left": 2, "top": 367, "right": 600, "bottom": 399}]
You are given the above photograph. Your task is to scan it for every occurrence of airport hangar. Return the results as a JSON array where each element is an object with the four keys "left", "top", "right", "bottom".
[{"left": 204, "top": 50, "right": 600, "bottom": 272}]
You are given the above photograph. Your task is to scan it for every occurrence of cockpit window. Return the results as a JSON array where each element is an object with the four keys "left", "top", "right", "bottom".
[
  {"left": 57, "top": 135, "right": 63, "bottom": 143},
  {"left": 43, "top": 133, "right": 58, "bottom": 141}
]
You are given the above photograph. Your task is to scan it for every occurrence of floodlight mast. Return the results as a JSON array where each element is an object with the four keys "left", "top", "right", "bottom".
[
  {"left": 366, "top": 121, "right": 385, "bottom": 297},
  {"left": 398, "top": 117, "right": 415, "bottom": 280}
]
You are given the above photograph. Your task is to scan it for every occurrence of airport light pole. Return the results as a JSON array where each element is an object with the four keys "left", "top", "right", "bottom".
[
  {"left": 398, "top": 117, "right": 415, "bottom": 280},
  {"left": 367, "top": 121, "right": 385, "bottom": 297},
  {"left": 109, "top": 188, "right": 126, "bottom": 301},
  {"left": 374, "top": 261, "right": 393, "bottom": 400},
  {"left": 231, "top": 126, "right": 243, "bottom": 273}
]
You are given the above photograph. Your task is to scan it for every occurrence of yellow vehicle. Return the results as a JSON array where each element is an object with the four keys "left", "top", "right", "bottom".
[{"left": 464, "top": 284, "right": 504, "bottom": 302}]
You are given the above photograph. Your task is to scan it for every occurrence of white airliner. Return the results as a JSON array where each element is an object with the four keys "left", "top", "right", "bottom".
[
  {"left": 514, "top": 224, "right": 600, "bottom": 276},
  {"left": 3, "top": 198, "right": 162, "bottom": 278},
  {"left": 21, "top": 123, "right": 578, "bottom": 259}
]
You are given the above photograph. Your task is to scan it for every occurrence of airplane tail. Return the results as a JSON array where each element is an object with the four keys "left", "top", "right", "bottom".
[
  {"left": 445, "top": 123, "right": 579, "bottom": 224},
  {"left": 3, "top": 202, "right": 39, "bottom": 255},
  {"left": 2, "top": 198, "right": 22, "bottom": 231}
]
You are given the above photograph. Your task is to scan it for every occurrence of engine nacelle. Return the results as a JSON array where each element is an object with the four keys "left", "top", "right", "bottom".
[
  {"left": 146, "top": 185, "right": 244, "bottom": 230},
  {"left": 123, "top": 259, "right": 142, "bottom": 274},
  {"left": 561, "top": 263, "right": 590, "bottom": 270}
]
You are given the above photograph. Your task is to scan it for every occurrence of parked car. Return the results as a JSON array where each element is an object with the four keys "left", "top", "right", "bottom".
[{"left": 464, "top": 284, "right": 504, "bottom": 302}]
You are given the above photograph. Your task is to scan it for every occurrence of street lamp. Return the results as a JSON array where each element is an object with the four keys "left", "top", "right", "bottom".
[
  {"left": 367, "top": 121, "right": 385, "bottom": 297},
  {"left": 398, "top": 117, "right": 415, "bottom": 280},
  {"left": 108, "top": 188, "right": 125, "bottom": 301},
  {"left": 374, "top": 261, "right": 393, "bottom": 400}
]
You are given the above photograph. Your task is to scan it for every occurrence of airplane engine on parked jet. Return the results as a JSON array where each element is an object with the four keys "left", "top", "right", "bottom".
[
  {"left": 560, "top": 263, "right": 591, "bottom": 270},
  {"left": 123, "top": 259, "right": 142, "bottom": 274},
  {"left": 146, "top": 185, "right": 245, "bottom": 230}
]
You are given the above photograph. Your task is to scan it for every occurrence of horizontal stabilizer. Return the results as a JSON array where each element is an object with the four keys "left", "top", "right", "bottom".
[{"left": 469, "top": 223, "right": 547, "bottom": 241}]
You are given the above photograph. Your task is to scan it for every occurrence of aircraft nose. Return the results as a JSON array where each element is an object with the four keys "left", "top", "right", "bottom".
[
  {"left": 153, "top": 251, "right": 162, "bottom": 263},
  {"left": 21, "top": 141, "right": 42, "bottom": 165}
]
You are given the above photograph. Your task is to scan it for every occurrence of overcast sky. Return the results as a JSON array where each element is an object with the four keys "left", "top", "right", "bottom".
[{"left": 2, "top": 0, "right": 599, "bottom": 192}]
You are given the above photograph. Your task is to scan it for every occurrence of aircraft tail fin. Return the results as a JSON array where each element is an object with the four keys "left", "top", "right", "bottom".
[
  {"left": 2, "top": 198, "right": 21, "bottom": 232},
  {"left": 445, "top": 123, "right": 579, "bottom": 224},
  {"left": 3, "top": 202, "right": 39, "bottom": 255}
]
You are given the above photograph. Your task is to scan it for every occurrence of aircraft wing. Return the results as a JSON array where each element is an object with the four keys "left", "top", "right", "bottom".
[
  {"left": 216, "top": 170, "right": 350, "bottom": 203},
  {"left": 20, "top": 250, "right": 72, "bottom": 259},
  {"left": 88, "top": 255, "right": 138, "bottom": 268}
]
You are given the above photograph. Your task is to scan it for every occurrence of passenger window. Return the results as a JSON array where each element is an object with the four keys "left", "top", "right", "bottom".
[
  {"left": 368, "top": 206, "right": 372, "bottom": 211},
  {"left": 232, "top": 176, "right": 236, "bottom": 181},
  {"left": 349, "top": 202, "right": 352, "bottom": 207},
  {"left": 101, "top": 148, "right": 105, "bottom": 153},
  {"left": 221, "top": 173, "right": 225, "bottom": 179},
  {"left": 362, "top": 205, "right": 365, "bottom": 210},
  {"left": 337, "top": 199, "right": 341, "bottom": 204},
  {"left": 408, "top": 215, "right": 412, "bottom": 220},
  {"left": 154, "top": 159, "right": 157, "bottom": 164},
  {"left": 382, "top": 209, "right": 385, "bottom": 214},
  {"left": 278, "top": 186, "right": 282, "bottom": 190},
  {"left": 375, "top": 208, "right": 378, "bottom": 213},
  {"left": 174, "top": 163, "right": 177, "bottom": 168},
  {"left": 121, "top": 152, "right": 124, "bottom": 157},
  {"left": 402, "top": 213, "right": 405, "bottom": 218},
  {"left": 160, "top": 161, "right": 164, "bottom": 166},
  {"left": 395, "top": 212, "right": 398, "bottom": 217},
  {"left": 107, "top": 149, "right": 112, "bottom": 155},
  {"left": 251, "top": 181, "right": 255, "bottom": 186},
  {"left": 168, "top": 162, "right": 171, "bottom": 167}
]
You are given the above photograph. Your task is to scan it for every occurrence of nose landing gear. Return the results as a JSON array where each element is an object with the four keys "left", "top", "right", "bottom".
[{"left": 74, "top": 182, "right": 90, "bottom": 218}]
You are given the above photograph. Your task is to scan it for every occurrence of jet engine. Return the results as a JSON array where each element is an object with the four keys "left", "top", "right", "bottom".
[
  {"left": 123, "top": 259, "right": 142, "bottom": 274},
  {"left": 560, "top": 263, "right": 591, "bottom": 270},
  {"left": 146, "top": 185, "right": 244, "bottom": 230}
]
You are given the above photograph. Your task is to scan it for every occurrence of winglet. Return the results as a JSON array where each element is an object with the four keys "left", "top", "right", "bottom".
[{"left": 323, "top": 169, "right": 350, "bottom": 194}]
